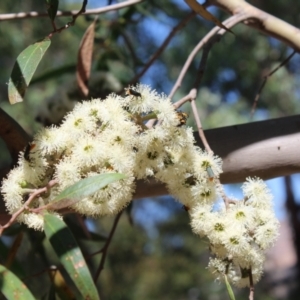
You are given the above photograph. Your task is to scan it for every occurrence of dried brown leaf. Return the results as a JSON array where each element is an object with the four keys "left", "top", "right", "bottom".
[{"left": 76, "top": 19, "right": 96, "bottom": 97}]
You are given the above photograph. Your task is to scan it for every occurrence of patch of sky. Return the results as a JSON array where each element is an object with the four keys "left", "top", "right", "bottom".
[
  {"left": 266, "top": 177, "right": 287, "bottom": 220},
  {"left": 87, "top": 0, "right": 103, "bottom": 8},
  {"left": 252, "top": 108, "right": 270, "bottom": 121},
  {"left": 133, "top": 196, "right": 182, "bottom": 238},
  {"left": 64, "top": 0, "right": 104, "bottom": 8},
  {"left": 288, "top": 54, "right": 300, "bottom": 74},
  {"left": 139, "top": 12, "right": 177, "bottom": 47},
  {"left": 162, "top": 234, "right": 184, "bottom": 249},
  {"left": 224, "top": 90, "right": 239, "bottom": 104},
  {"left": 268, "top": 37, "right": 282, "bottom": 48},
  {"left": 140, "top": 61, "right": 173, "bottom": 93},
  {"left": 291, "top": 174, "right": 300, "bottom": 204},
  {"left": 218, "top": 68, "right": 236, "bottom": 82}
]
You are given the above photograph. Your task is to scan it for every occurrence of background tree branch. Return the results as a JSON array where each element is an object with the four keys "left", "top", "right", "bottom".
[
  {"left": 0, "top": 0, "right": 144, "bottom": 21},
  {"left": 209, "top": 0, "right": 300, "bottom": 52}
]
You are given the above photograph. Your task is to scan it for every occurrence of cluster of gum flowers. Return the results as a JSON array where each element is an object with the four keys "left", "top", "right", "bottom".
[
  {"left": 1, "top": 84, "right": 279, "bottom": 288},
  {"left": 191, "top": 177, "right": 279, "bottom": 287}
]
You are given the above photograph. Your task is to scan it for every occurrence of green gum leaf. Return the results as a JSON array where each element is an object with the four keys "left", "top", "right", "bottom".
[
  {"left": 44, "top": 213, "right": 100, "bottom": 300},
  {"left": 8, "top": 38, "right": 51, "bottom": 104},
  {"left": 52, "top": 173, "right": 126, "bottom": 203},
  {"left": 0, "top": 264, "right": 35, "bottom": 300}
]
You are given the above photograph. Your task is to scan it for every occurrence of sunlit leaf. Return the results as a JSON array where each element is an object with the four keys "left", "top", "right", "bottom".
[
  {"left": 46, "top": 0, "right": 59, "bottom": 21},
  {"left": 0, "top": 265, "right": 35, "bottom": 300},
  {"left": 52, "top": 173, "right": 126, "bottom": 202},
  {"left": 8, "top": 38, "right": 51, "bottom": 104},
  {"left": 184, "top": 0, "right": 235, "bottom": 35},
  {"left": 44, "top": 214, "right": 100, "bottom": 300},
  {"left": 76, "top": 18, "right": 96, "bottom": 96}
]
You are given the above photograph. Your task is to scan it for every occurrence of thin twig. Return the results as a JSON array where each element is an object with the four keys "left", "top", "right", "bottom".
[
  {"left": 185, "top": 89, "right": 231, "bottom": 211},
  {"left": 128, "top": 11, "right": 196, "bottom": 85},
  {"left": 189, "top": 93, "right": 233, "bottom": 209},
  {"left": 169, "top": 13, "right": 249, "bottom": 99},
  {"left": 93, "top": 211, "right": 123, "bottom": 282},
  {"left": 48, "top": 0, "right": 88, "bottom": 37},
  {"left": 0, "top": 0, "right": 144, "bottom": 21},
  {"left": 186, "top": 31, "right": 219, "bottom": 152},
  {"left": 250, "top": 50, "right": 296, "bottom": 119},
  {"left": 192, "top": 35, "right": 221, "bottom": 90},
  {"left": 173, "top": 89, "right": 196, "bottom": 109},
  {"left": 189, "top": 88, "right": 213, "bottom": 154},
  {"left": 249, "top": 267, "right": 254, "bottom": 300},
  {"left": 0, "top": 179, "right": 58, "bottom": 236},
  {"left": 190, "top": 31, "right": 236, "bottom": 209}
]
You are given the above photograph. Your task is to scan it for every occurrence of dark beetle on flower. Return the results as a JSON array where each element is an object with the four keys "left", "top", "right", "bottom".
[
  {"left": 24, "top": 142, "right": 36, "bottom": 162},
  {"left": 125, "top": 88, "right": 142, "bottom": 98}
]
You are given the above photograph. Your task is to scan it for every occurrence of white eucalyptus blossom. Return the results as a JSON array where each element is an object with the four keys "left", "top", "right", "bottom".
[
  {"left": 1, "top": 84, "right": 279, "bottom": 290},
  {"left": 242, "top": 177, "right": 273, "bottom": 208},
  {"left": 191, "top": 177, "right": 279, "bottom": 288}
]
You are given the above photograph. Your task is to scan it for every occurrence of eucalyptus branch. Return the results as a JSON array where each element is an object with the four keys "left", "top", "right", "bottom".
[
  {"left": 0, "top": 0, "right": 144, "bottom": 21},
  {"left": 209, "top": 0, "right": 300, "bottom": 51},
  {"left": 169, "top": 13, "right": 249, "bottom": 99},
  {"left": 0, "top": 179, "right": 58, "bottom": 235},
  {"left": 189, "top": 88, "right": 213, "bottom": 154},
  {"left": 173, "top": 89, "right": 197, "bottom": 109}
]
